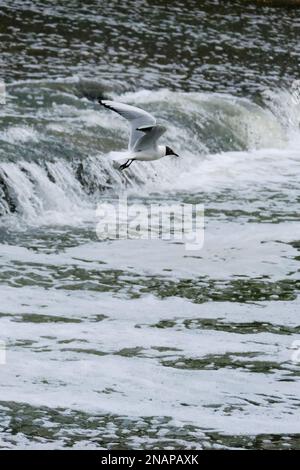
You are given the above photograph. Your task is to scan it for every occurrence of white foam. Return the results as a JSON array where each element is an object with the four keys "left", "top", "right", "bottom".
[
  {"left": 0, "top": 286, "right": 299, "bottom": 436},
  {"left": 0, "top": 126, "right": 39, "bottom": 144}
]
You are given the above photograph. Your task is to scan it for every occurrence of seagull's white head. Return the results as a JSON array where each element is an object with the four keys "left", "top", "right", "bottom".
[{"left": 165, "top": 145, "right": 179, "bottom": 158}]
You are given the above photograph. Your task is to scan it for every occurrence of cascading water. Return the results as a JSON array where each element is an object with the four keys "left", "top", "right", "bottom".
[
  {"left": 0, "top": 80, "right": 298, "bottom": 224},
  {"left": 1, "top": 0, "right": 300, "bottom": 450}
]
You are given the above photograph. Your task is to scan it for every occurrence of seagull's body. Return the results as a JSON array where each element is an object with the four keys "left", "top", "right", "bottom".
[
  {"left": 129, "top": 145, "right": 165, "bottom": 161},
  {"left": 99, "top": 99, "right": 178, "bottom": 170}
]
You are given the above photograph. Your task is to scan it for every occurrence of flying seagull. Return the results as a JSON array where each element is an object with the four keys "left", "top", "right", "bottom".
[{"left": 99, "top": 99, "right": 179, "bottom": 170}]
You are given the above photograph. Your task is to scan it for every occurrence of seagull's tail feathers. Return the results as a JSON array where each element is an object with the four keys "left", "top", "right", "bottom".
[{"left": 107, "top": 151, "right": 132, "bottom": 164}]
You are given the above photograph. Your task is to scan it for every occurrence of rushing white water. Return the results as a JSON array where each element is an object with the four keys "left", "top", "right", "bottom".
[
  {"left": 1, "top": 0, "right": 300, "bottom": 449},
  {"left": 0, "top": 84, "right": 299, "bottom": 225},
  {"left": 1, "top": 80, "right": 300, "bottom": 449}
]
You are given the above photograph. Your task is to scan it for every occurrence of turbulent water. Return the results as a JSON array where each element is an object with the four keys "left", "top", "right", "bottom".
[{"left": 0, "top": 0, "right": 300, "bottom": 450}]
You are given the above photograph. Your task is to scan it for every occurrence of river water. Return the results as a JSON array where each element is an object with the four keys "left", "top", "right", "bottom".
[{"left": 0, "top": 0, "right": 300, "bottom": 449}]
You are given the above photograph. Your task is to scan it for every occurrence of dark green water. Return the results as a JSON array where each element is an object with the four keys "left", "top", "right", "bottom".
[{"left": 0, "top": 0, "right": 300, "bottom": 450}]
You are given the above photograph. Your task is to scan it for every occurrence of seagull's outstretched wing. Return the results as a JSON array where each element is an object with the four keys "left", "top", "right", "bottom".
[
  {"left": 99, "top": 100, "right": 165, "bottom": 151},
  {"left": 133, "top": 124, "right": 166, "bottom": 152}
]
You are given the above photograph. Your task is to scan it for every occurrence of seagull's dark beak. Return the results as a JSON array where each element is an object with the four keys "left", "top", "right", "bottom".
[{"left": 165, "top": 146, "right": 179, "bottom": 158}]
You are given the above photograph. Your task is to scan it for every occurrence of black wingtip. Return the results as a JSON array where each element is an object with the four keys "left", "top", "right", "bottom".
[{"left": 98, "top": 99, "right": 111, "bottom": 110}]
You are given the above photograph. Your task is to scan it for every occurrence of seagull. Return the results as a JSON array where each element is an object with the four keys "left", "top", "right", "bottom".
[{"left": 99, "top": 99, "right": 179, "bottom": 170}]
